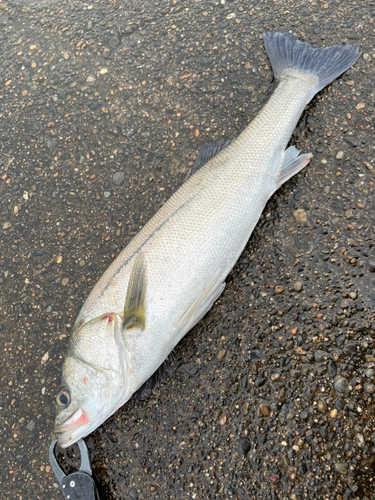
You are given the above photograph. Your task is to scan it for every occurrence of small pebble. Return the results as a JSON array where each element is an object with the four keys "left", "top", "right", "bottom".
[
  {"left": 343, "top": 342, "right": 356, "bottom": 356},
  {"left": 61, "top": 278, "right": 69, "bottom": 287},
  {"left": 257, "top": 403, "right": 270, "bottom": 417},
  {"left": 356, "top": 433, "right": 365, "bottom": 447},
  {"left": 336, "top": 151, "right": 344, "bottom": 160},
  {"left": 129, "top": 489, "right": 138, "bottom": 500},
  {"left": 26, "top": 420, "right": 35, "bottom": 432},
  {"left": 112, "top": 171, "right": 125, "bottom": 186},
  {"left": 330, "top": 409, "right": 338, "bottom": 418},
  {"left": 317, "top": 401, "right": 328, "bottom": 412},
  {"left": 364, "top": 383, "right": 375, "bottom": 394},
  {"left": 293, "top": 281, "right": 302, "bottom": 292},
  {"left": 217, "top": 349, "right": 226, "bottom": 360},
  {"left": 314, "top": 350, "right": 326, "bottom": 362},
  {"left": 219, "top": 414, "right": 227, "bottom": 425},
  {"left": 345, "top": 210, "right": 353, "bottom": 221},
  {"left": 108, "top": 36, "right": 120, "bottom": 49},
  {"left": 328, "top": 360, "right": 337, "bottom": 378},
  {"left": 334, "top": 377, "right": 349, "bottom": 393},
  {"left": 254, "top": 377, "right": 267, "bottom": 387},
  {"left": 86, "top": 75, "right": 95, "bottom": 83},
  {"left": 335, "top": 397, "right": 345, "bottom": 410},
  {"left": 274, "top": 285, "right": 284, "bottom": 294},
  {"left": 334, "top": 463, "right": 348, "bottom": 475},
  {"left": 293, "top": 209, "right": 307, "bottom": 223},
  {"left": 47, "top": 139, "right": 57, "bottom": 149},
  {"left": 238, "top": 438, "right": 251, "bottom": 456},
  {"left": 340, "top": 298, "right": 350, "bottom": 308}
]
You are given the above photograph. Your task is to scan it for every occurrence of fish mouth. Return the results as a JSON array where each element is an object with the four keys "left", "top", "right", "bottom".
[{"left": 54, "top": 407, "right": 90, "bottom": 448}]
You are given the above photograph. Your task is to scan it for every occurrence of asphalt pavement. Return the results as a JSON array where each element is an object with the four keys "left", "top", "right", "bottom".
[{"left": 0, "top": 0, "right": 374, "bottom": 499}]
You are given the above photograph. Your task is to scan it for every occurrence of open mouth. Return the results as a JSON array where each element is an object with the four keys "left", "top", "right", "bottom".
[
  {"left": 55, "top": 407, "right": 89, "bottom": 430},
  {"left": 54, "top": 407, "right": 90, "bottom": 448}
]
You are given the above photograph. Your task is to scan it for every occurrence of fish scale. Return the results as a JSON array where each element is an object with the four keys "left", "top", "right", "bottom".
[
  {"left": 77, "top": 75, "right": 315, "bottom": 327},
  {"left": 54, "top": 32, "right": 361, "bottom": 448}
]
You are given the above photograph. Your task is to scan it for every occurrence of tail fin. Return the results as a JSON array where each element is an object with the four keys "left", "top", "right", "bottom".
[{"left": 263, "top": 32, "right": 361, "bottom": 94}]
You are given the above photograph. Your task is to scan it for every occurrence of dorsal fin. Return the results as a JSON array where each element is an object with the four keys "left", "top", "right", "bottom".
[
  {"left": 123, "top": 251, "right": 147, "bottom": 331},
  {"left": 185, "top": 140, "right": 232, "bottom": 180}
]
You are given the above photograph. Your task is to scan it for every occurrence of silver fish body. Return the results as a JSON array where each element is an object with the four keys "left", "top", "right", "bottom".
[{"left": 54, "top": 32, "right": 360, "bottom": 447}]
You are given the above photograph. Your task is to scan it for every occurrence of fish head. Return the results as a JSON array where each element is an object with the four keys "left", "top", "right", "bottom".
[
  {"left": 54, "top": 357, "right": 121, "bottom": 447},
  {"left": 54, "top": 313, "right": 132, "bottom": 448}
]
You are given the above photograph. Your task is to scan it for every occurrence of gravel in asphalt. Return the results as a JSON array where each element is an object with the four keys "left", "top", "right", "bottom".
[{"left": 0, "top": 0, "right": 374, "bottom": 499}]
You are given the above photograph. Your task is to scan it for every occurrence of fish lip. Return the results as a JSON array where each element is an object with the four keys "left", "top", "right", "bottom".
[
  {"left": 56, "top": 428, "right": 79, "bottom": 448},
  {"left": 54, "top": 422, "right": 89, "bottom": 448}
]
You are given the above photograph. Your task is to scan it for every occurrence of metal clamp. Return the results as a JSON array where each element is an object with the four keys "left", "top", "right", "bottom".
[{"left": 49, "top": 438, "right": 101, "bottom": 500}]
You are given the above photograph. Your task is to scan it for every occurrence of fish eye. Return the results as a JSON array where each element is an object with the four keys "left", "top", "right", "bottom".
[{"left": 56, "top": 389, "right": 71, "bottom": 407}]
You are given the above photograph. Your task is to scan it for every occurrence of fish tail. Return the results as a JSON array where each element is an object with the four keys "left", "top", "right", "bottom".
[{"left": 263, "top": 31, "right": 361, "bottom": 98}]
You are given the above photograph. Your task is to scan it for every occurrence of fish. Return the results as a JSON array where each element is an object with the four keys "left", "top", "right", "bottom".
[{"left": 54, "top": 32, "right": 360, "bottom": 448}]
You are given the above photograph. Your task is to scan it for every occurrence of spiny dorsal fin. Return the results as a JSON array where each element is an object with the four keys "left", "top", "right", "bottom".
[
  {"left": 185, "top": 140, "right": 232, "bottom": 180},
  {"left": 123, "top": 251, "right": 147, "bottom": 331}
]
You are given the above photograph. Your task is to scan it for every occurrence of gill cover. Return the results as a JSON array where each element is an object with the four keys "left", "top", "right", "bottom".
[{"left": 54, "top": 313, "right": 131, "bottom": 447}]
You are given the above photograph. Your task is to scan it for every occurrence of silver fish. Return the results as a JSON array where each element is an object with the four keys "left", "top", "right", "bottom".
[{"left": 54, "top": 32, "right": 360, "bottom": 447}]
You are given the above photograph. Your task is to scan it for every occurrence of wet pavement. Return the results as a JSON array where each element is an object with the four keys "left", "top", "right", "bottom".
[{"left": 0, "top": 0, "right": 374, "bottom": 499}]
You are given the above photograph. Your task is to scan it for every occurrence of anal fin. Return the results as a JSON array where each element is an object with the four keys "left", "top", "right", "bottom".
[
  {"left": 277, "top": 145, "right": 312, "bottom": 188},
  {"left": 175, "top": 272, "right": 225, "bottom": 334}
]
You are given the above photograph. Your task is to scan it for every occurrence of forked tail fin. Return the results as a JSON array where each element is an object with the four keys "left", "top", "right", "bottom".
[{"left": 263, "top": 31, "right": 361, "bottom": 96}]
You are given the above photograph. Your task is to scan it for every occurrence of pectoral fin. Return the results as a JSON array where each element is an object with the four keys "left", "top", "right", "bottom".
[
  {"left": 123, "top": 252, "right": 147, "bottom": 331},
  {"left": 176, "top": 272, "right": 225, "bottom": 334}
]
